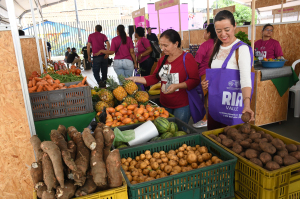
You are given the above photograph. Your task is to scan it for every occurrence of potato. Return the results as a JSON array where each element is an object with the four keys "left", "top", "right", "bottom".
[
  {"left": 161, "top": 154, "right": 167, "bottom": 158},
  {"left": 232, "top": 144, "right": 243, "bottom": 154},
  {"left": 254, "top": 139, "right": 263, "bottom": 144},
  {"left": 170, "top": 171, "right": 178, "bottom": 175},
  {"left": 227, "top": 128, "right": 239, "bottom": 138},
  {"left": 209, "top": 134, "right": 217, "bottom": 139},
  {"left": 286, "top": 144, "right": 298, "bottom": 153},
  {"left": 271, "top": 138, "right": 285, "bottom": 151},
  {"left": 223, "top": 126, "right": 231, "bottom": 134},
  {"left": 187, "top": 166, "right": 193, "bottom": 171},
  {"left": 241, "top": 112, "right": 251, "bottom": 123},
  {"left": 183, "top": 151, "right": 188, "bottom": 155},
  {"left": 222, "top": 138, "right": 234, "bottom": 148},
  {"left": 205, "top": 161, "right": 212, "bottom": 166},
  {"left": 161, "top": 157, "right": 168, "bottom": 163},
  {"left": 197, "top": 155, "right": 204, "bottom": 163},
  {"left": 182, "top": 167, "right": 188, "bottom": 172},
  {"left": 169, "top": 150, "right": 176, "bottom": 155},
  {"left": 160, "top": 163, "right": 165, "bottom": 170},
  {"left": 214, "top": 159, "right": 223, "bottom": 164},
  {"left": 140, "top": 154, "right": 146, "bottom": 160},
  {"left": 259, "top": 152, "right": 272, "bottom": 164},
  {"left": 175, "top": 150, "right": 179, "bottom": 153},
  {"left": 130, "top": 160, "right": 137, "bottom": 166},
  {"left": 233, "top": 141, "right": 241, "bottom": 148},
  {"left": 122, "top": 165, "right": 129, "bottom": 171},
  {"left": 168, "top": 160, "right": 178, "bottom": 167},
  {"left": 145, "top": 150, "right": 151, "bottom": 155},
  {"left": 265, "top": 161, "right": 280, "bottom": 171},
  {"left": 182, "top": 144, "right": 187, "bottom": 149},
  {"left": 231, "top": 133, "right": 245, "bottom": 141},
  {"left": 259, "top": 142, "right": 276, "bottom": 155},
  {"left": 273, "top": 155, "right": 283, "bottom": 165},
  {"left": 187, "top": 154, "right": 197, "bottom": 164},
  {"left": 157, "top": 170, "right": 162, "bottom": 175},
  {"left": 126, "top": 174, "right": 133, "bottom": 182},
  {"left": 187, "top": 151, "right": 195, "bottom": 155},
  {"left": 142, "top": 169, "right": 150, "bottom": 175},
  {"left": 159, "top": 151, "right": 165, "bottom": 155},
  {"left": 131, "top": 181, "right": 138, "bottom": 184},
  {"left": 250, "top": 129, "right": 256, "bottom": 134},
  {"left": 245, "top": 138, "right": 253, "bottom": 143},
  {"left": 127, "top": 157, "right": 133, "bottom": 162},
  {"left": 297, "top": 145, "right": 300, "bottom": 151},
  {"left": 144, "top": 159, "right": 150, "bottom": 166},
  {"left": 250, "top": 158, "right": 263, "bottom": 167},
  {"left": 262, "top": 134, "right": 273, "bottom": 142},
  {"left": 150, "top": 158, "right": 156, "bottom": 163},
  {"left": 146, "top": 165, "right": 151, "bottom": 170},
  {"left": 132, "top": 169, "right": 139, "bottom": 176},
  {"left": 178, "top": 147, "right": 184, "bottom": 152},
  {"left": 191, "top": 163, "right": 198, "bottom": 169},
  {"left": 124, "top": 162, "right": 129, "bottom": 166},
  {"left": 169, "top": 155, "right": 179, "bottom": 161},
  {"left": 215, "top": 137, "right": 222, "bottom": 144},
  {"left": 211, "top": 156, "right": 218, "bottom": 163},
  {"left": 290, "top": 151, "right": 300, "bottom": 161},
  {"left": 195, "top": 145, "right": 200, "bottom": 148},
  {"left": 135, "top": 156, "right": 140, "bottom": 161},
  {"left": 249, "top": 133, "right": 261, "bottom": 140},
  {"left": 198, "top": 162, "right": 206, "bottom": 169},
  {"left": 240, "top": 152, "right": 245, "bottom": 158},
  {"left": 149, "top": 170, "right": 157, "bottom": 178},
  {"left": 164, "top": 165, "right": 172, "bottom": 174},
  {"left": 219, "top": 134, "right": 227, "bottom": 140},
  {"left": 173, "top": 166, "right": 182, "bottom": 173},
  {"left": 138, "top": 176, "right": 146, "bottom": 183},
  {"left": 186, "top": 146, "right": 192, "bottom": 151},
  {"left": 129, "top": 165, "right": 136, "bottom": 171},
  {"left": 257, "top": 130, "right": 265, "bottom": 135},
  {"left": 160, "top": 172, "right": 168, "bottom": 178},
  {"left": 140, "top": 162, "right": 147, "bottom": 169},
  {"left": 145, "top": 177, "right": 155, "bottom": 182},
  {"left": 241, "top": 123, "right": 251, "bottom": 134},
  {"left": 156, "top": 159, "right": 162, "bottom": 164},
  {"left": 194, "top": 151, "right": 200, "bottom": 156},
  {"left": 240, "top": 140, "right": 251, "bottom": 148},
  {"left": 242, "top": 134, "right": 249, "bottom": 140},
  {"left": 245, "top": 149, "right": 260, "bottom": 159},
  {"left": 179, "top": 159, "right": 188, "bottom": 166},
  {"left": 199, "top": 146, "right": 208, "bottom": 154},
  {"left": 151, "top": 162, "right": 159, "bottom": 170},
  {"left": 284, "top": 155, "right": 298, "bottom": 166},
  {"left": 146, "top": 154, "right": 152, "bottom": 160},
  {"left": 152, "top": 152, "right": 160, "bottom": 159},
  {"left": 251, "top": 143, "right": 262, "bottom": 152},
  {"left": 156, "top": 175, "right": 160, "bottom": 179},
  {"left": 202, "top": 153, "right": 212, "bottom": 161}
]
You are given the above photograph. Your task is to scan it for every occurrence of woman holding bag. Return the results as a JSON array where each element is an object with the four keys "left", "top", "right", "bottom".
[
  {"left": 202, "top": 10, "right": 255, "bottom": 130},
  {"left": 126, "top": 29, "right": 200, "bottom": 124}
]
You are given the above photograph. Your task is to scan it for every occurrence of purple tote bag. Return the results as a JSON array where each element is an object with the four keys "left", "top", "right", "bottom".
[
  {"left": 183, "top": 53, "right": 206, "bottom": 122},
  {"left": 206, "top": 41, "right": 254, "bottom": 126},
  {"left": 134, "top": 68, "right": 145, "bottom": 91}
]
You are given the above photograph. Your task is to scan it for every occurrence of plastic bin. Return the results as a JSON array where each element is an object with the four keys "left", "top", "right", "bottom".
[
  {"left": 119, "top": 134, "right": 237, "bottom": 199},
  {"left": 202, "top": 124, "right": 300, "bottom": 199},
  {"left": 33, "top": 175, "right": 128, "bottom": 199},
  {"left": 113, "top": 117, "right": 199, "bottom": 149},
  {"left": 30, "top": 81, "right": 93, "bottom": 121}
]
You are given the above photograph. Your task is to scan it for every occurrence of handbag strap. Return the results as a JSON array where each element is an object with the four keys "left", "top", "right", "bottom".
[
  {"left": 182, "top": 52, "right": 189, "bottom": 81},
  {"left": 115, "top": 39, "right": 122, "bottom": 54}
]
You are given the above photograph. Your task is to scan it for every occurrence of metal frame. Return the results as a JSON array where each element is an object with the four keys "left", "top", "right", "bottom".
[{"left": 5, "top": 0, "right": 36, "bottom": 136}]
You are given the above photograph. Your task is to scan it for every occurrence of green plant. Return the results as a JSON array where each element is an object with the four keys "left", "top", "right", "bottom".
[{"left": 235, "top": 31, "right": 251, "bottom": 46}]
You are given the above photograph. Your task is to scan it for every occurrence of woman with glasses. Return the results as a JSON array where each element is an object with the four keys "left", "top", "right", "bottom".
[{"left": 254, "top": 24, "right": 283, "bottom": 60}]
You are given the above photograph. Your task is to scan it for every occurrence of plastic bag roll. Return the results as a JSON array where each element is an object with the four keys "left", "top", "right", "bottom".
[{"left": 128, "top": 121, "right": 158, "bottom": 146}]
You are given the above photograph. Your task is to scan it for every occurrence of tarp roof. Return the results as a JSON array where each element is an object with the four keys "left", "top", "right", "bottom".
[
  {"left": 0, "top": 0, "right": 67, "bottom": 19},
  {"left": 233, "top": 0, "right": 300, "bottom": 12}
]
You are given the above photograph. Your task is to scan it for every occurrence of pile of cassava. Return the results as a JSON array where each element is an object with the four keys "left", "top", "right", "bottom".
[
  {"left": 209, "top": 112, "right": 300, "bottom": 171},
  {"left": 30, "top": 123, "right": 123, "bottom": 199},
  {"left": 121, "top": 144, "right": 223, "bottom": 184}
]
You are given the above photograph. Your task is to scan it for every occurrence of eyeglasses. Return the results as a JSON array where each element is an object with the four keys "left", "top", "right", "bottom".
[{"left": 265, "top": 29, "right": 273, "bottom": 32}]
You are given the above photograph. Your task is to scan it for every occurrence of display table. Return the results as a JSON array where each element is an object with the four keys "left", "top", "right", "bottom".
[{"left": 34, "top": 111, "right": 96, "bottom": 141}]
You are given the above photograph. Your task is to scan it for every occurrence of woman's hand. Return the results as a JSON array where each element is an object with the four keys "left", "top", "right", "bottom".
[
  {"left": 242, "top": 106, "right": 255, "bottom": 122},
  {"left": 201, "top": 79, "right": 209, "bottom": 90},
  {"left": 164, "top": 84, "right": 178, "bottom": 94},
  {"left": 125, "top": 77, "right": 136, "bottom": 82},
  {"left": 137, "top": 54, "right": 142, "bottom": 61}
]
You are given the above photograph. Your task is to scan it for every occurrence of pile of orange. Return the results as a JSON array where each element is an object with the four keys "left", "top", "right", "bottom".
[{"left": 97, "top": 103, "right": 170, "bottom": 128}]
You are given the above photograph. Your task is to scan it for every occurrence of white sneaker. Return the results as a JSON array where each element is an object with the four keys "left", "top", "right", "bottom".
[{"left": 193, "top": 120, "right": 207, "bottom": 128}]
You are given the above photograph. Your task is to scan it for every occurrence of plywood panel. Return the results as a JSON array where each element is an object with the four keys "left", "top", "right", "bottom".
[
  {"left": 254, "top": 71, "right": 288, "bottom": 126},
  {"left": 236, "top": 26, "right": 248, "bottom": 34},
  {"left": 190, "top": 29, "right": 206, "bottom": 45},
  {"left": 0, "top": 31, "right": 35, "bottom": 199},
  {"left": 182, "top": 31, "right": 189, "bottom": 48},
  {"left": 20, "top": 38, "right": 41, "bottom": 81}
]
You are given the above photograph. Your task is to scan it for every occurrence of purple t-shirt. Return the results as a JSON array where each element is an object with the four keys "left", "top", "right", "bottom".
[
  {"left": 135, "top": 37, "right": 151, "bottom": 63},
  {"left": 195, "top": 39, "right": 214, "bottom": 77},
  {"left": 254, "top": 38, "right": 283, "bottom": 59},
  {"left": 110, "top": 36, "right": 134, "bottom": 61},
  {"left": 88, "top": 32, "right": 108, "bottom": 55}
]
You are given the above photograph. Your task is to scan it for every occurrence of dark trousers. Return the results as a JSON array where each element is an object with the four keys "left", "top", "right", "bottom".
[
  {"left": 139, "top": 57, "right": 154, "bottom": 90},
  {"left": 93, "top": 55, "right": 108, "bottom": 83},
  {"left": 83, "top": 58, "right": 91, "bottom": 70},
  {"left": 207, "top": 111, "right": 227, "bottom": 130}
]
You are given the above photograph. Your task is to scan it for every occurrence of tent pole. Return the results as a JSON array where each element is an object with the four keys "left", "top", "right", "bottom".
[
  {"left": 29, "top": 0, "right": 44, "bottom": 74},
  {"left": 273, "top": 14, "right": 275, "bottom": 23},
  {"left": 5, "top": 0, "right": 36, "bottom": 136},
  {"left": 74, "top": 0, "right": 83, "bottom": 49},
  {"left": 207, "top": 0, "right": 210, "bottom": 25},
  {"left": 157, "top": 10, "right": 161, "bottom": 36},
  {"left": 251, "top": 0, "right": 255, "bottom": 51},
  {"left": 281, "top": 0, "right": 283, "bottom": 22},
  {"left": 178, "top": 2, "right": 182, "bottom": 40}
]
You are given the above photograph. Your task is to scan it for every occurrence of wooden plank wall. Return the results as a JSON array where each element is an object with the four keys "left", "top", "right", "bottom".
[{"left": 0, "top": 31, "right": 35, "bottom": 199}]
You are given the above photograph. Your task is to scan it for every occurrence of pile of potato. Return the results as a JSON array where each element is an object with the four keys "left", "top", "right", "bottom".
[
  {"left": 209, "top": 113, "right": 300, "bottom": 171},
  {"left": 121, "top": 144, "right": 223, "bottom": 184}
]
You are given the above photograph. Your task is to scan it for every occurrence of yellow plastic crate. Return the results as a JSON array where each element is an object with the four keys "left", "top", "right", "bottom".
[
  {"left": 203, "top": 124, "right": 300, "bottom": 199},
  {"left": 33, "top": 176, "right": 128, "bottom": 199}
]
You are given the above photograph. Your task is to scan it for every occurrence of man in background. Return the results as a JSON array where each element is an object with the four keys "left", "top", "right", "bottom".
[
  {"left": 65, "top": 47, "right": 71, "bottom": 63},
  {"left": 146, "top": 27, "right": 158, "bottom": 43},
  {"left": 67, "top": 47, "right": 81, "bottom": 67},
  {"left": 81, "top": 43, "right": 92, "bottom": 70},
  {"left": 47, "top": 42, "right": 51, "bottom": 60},
  {"left": 87, "top": 25, "right": 110, "bottom": 88}
]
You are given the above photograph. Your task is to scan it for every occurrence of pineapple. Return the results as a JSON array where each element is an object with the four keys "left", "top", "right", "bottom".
[
  {"left": 119, "top": 75, "right": 138, "bottom": 95},
  {"left": 107, "top": 100, "right": 114, "bottom": 107},
  {"left": 135, "top": 91, "right": 149, "bottom": 103},
  {"left": 99, "top": 89, "right": 113, "bottom": 102},
  {"left": 107, "top": 77, "right": 127, "bottom": 101},
  {"left": 95, "top": 101, "right": 109, "bottom": 112},
  {"left": 124, "top": 96, "right": 138, "bottom": 105}
]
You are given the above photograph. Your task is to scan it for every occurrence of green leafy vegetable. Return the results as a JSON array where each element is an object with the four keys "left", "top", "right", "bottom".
[{"left": 235, "top": 31, "right": 251, "bottom": 46}]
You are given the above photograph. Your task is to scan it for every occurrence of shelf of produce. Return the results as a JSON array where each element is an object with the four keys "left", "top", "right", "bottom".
[
  {"left": 119, "top": 134, "right": 237, "bottom": 199},
  {"left": 203, "top": 125, "right": 300, "bottom": 199}
]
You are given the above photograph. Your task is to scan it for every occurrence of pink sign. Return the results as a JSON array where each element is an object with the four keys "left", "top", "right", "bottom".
[
  {"left": 148, "top": 3, "right": 188, "bottom": 35},
  {"left": 134, "top": 16, "right": 150, "bottom": 28}
]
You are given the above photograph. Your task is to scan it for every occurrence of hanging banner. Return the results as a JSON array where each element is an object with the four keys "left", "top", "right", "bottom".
[
  {"left": 155, "top": 0, "right": 180, "bottom": 11},
  {"left": 134, "top": 16, "right": 150, "bottom": 28},
  {"left": 213, "top": 5, "right": 235, "bottom": 15},
  {"left": 132, "top": 8, "right": 145, "bottom": 18},
  {"left": 272, "top": 5, "right": 300, "bottom": 14},
  {"left": 252, "top": 0, "right": 286, "bottom": 9}
]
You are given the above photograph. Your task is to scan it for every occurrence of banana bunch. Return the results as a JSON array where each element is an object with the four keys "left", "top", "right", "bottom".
[{"left": 148, "top": 83, "right": 161, "bottom": 95}]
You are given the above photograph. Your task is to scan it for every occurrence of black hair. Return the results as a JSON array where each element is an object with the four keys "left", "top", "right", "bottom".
[
  {"left": 117, "top": 25, "right": 127, "bottom": 44},
  {"left": 262, "top": 23, "right": 273, "bottom": 31},
  {"left": 135, "top": 27, "right": 145, "bottom": 37},
  {"left": 156, "top": 29, "right": 181, "bottom": 79},
  {"left": 206, "top": 24, "right": 217, "bottom": 40},
  {"left": 67, "top": 47, "right": 70, "bottom": 50},
  {"left": 95, "top": 25, "right": 102, "bottom": 32},
  {"left": 72, "top": 47, "right": 76, "bottom": 51},
  {"left": 208, "top": 10, "right": 236, "bottom": 67}
]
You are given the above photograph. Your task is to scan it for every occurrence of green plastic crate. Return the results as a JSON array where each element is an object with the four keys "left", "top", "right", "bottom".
[{"left": 119, "top": 134, "right": 237, "bottom": 199}]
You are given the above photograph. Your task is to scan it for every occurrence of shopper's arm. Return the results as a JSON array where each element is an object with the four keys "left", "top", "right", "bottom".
[
  {"left": 87, "top": 42, "right": 92, "bottom": 62},
  {"left": 130, "top": 48, "right": 138, "bottom": 69},
  {"left": 125, "top": 76, "right": 147, "bottom": 84}
]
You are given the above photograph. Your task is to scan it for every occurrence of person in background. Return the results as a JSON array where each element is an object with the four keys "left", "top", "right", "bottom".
[
  {"left": 87, "top": 25, "right": 110, "bottom": 88},
  {"left": 18, "top": 29, "right": 25, "bottom": 36},
  {"left": 135, "top": 27, "right": 153, "bottom": 90},
  {"left": 65, "top": 47, "right": 71, "bottom": 63},
  {"left": 96, "top": 25, "right": 137, "bottom": 79},
  {"left": 147, "top": 27, "right": 158, "bottom": 43},
  {"left": 67, "top": 48, "right": 81, "bottom": 67},
  {"left": 47, "top": 42, "right": 51, "bottom": 60},
  {"left": 81, "top": 43, "right": 92, "bottom": 70},
  {"left": 126, "top": 29, "right": 200, "bottom": 124},
  {"left": 254, "top": 24, "right": 283, "bottom": 60},
  {"left": 193, "top": 24, "right": 217, "bottom": 128}
]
